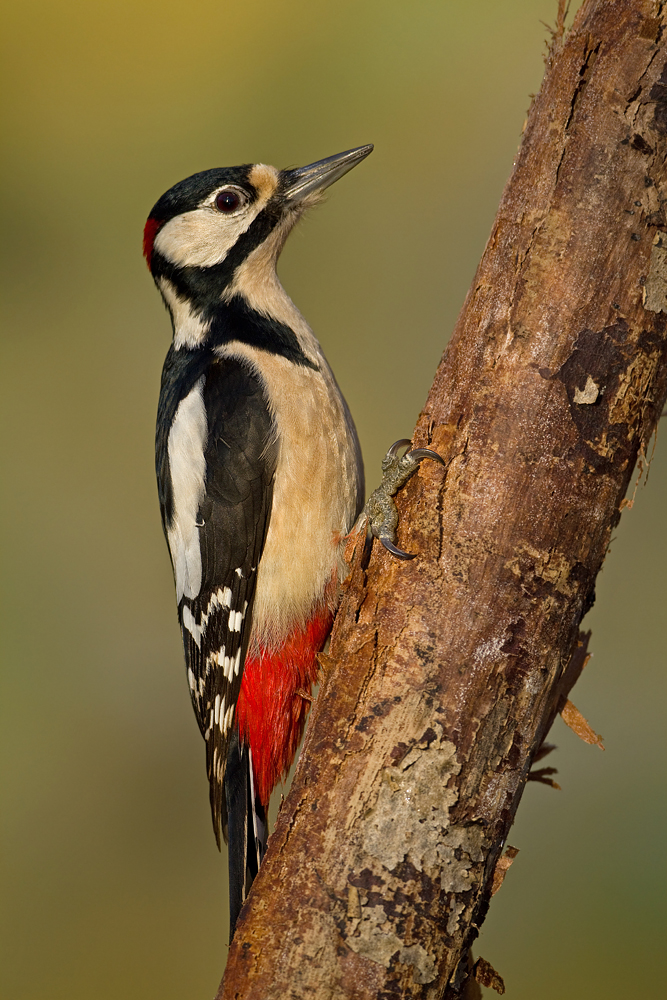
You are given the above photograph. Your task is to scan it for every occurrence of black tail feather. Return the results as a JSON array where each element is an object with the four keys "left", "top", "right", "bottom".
[{"left": 225, "top": 732, "right": 267, "bottom": 942}]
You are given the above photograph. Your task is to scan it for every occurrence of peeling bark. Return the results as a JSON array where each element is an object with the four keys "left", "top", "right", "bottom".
[{"left": 217, "top": 1, "right": 667, "bottom": 997}]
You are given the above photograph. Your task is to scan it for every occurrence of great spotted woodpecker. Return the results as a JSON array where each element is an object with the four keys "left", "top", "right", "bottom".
[{"left": 145, "top": 147, "right": 372, "bottom": 935}]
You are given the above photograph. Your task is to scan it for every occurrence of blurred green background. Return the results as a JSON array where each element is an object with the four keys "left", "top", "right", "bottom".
[{"left": 1, "top": 0, "right": 665, "bottom": 997}]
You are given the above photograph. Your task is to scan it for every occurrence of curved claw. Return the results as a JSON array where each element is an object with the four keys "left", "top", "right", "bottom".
[
  {"left": 407, "top": 448, "right": 446, "bottom": 467},
  {"left": 361, "top": 524, "right": 374, "bottom": 571},
  {"left": 364, "top": 438, "right": 446, "bottom": 565},
  {"left": 386, "top": 438, "right": 412, "bottom": 459},
  {"left": 379, "top": 536, "right": 416, "bottom": 560}
]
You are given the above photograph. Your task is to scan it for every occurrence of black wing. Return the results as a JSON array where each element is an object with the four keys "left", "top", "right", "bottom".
[{"left": 157, "top": 348, "right": 277, "bottom": 846}]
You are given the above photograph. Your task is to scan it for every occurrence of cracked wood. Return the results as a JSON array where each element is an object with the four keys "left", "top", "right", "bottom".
[{"left": 217, "top": 2, "right": 667, "bottom": 997}]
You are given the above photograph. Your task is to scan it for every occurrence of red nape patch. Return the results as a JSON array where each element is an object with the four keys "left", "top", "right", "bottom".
[
  {"left": 142, "top": 217, "right": 161, "bottom": 269},
  {"left": 235, "top": 610, "right": 333, "bottom": 806}
]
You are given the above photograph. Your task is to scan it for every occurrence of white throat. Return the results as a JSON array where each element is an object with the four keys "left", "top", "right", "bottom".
[{"left": 159, "top": 277, "right": 211, "bottom": 350}]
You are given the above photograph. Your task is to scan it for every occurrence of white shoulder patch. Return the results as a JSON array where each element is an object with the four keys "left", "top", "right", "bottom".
[{"left": 167, "top": 378, "right": 207, "bottom": 601}]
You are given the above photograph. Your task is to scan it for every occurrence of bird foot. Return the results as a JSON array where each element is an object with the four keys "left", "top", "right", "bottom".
[{"left": 363, "top": 439, "right": 445, "bottom": 561}]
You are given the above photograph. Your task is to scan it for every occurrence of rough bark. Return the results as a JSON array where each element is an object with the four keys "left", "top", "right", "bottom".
[{"left": 217, "top": 1, "right": 667, "bottom": 997}]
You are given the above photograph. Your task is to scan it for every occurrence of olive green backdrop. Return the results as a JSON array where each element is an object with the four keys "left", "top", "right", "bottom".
[{"left": 1, "top": 1, "right": 664, "bottom": 997}]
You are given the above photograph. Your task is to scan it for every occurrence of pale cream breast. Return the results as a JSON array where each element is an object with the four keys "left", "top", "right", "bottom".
[{"left": 214, "top": 322, "right": 363, "bottom": 650}]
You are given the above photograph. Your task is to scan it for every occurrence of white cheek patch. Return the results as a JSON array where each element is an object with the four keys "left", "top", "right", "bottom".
[
  {"left": 154, "top": 208, "right": 254, "bottom": 268},
  {"left": 153, "top": 167, "right": 279, "bottom": 271},
  {"left": 167, "top": 379, "right": 207, "bottom": 601}
]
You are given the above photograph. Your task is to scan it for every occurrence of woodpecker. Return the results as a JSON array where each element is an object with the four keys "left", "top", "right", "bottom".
[{"left": 145, "top": 146, "right": 372, "bottom": 935}]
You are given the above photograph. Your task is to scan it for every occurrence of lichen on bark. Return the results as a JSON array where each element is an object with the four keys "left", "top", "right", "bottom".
[{"left": 217, "top": 4, "right": 667, "bottom": 997}]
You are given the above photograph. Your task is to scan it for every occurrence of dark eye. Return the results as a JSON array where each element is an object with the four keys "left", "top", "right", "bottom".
[{"left": 215, "top": 188, "right": 245, "bottom": 213}]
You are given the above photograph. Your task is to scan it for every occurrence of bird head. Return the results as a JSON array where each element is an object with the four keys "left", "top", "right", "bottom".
[{"left": 143, "top": 146, "right": 373, "bottom": 288}]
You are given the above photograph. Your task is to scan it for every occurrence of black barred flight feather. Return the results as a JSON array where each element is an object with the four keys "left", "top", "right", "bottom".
[{"left": 156, "top": 351, "right": 277, "bottom": 845}]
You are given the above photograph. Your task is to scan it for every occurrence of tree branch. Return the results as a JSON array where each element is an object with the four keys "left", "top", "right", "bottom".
[{"left": 218, "top": 1, "right": 667, "bottom": 996}]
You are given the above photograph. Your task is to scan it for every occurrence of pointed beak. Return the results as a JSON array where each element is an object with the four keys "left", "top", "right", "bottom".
[{"left": 281, "top": 144, "right": 374, "bottom": 204}]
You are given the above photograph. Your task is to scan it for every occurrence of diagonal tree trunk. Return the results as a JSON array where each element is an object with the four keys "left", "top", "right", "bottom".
[{"left": 217, "top": 1, "right": 667, "bottom": 996}]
